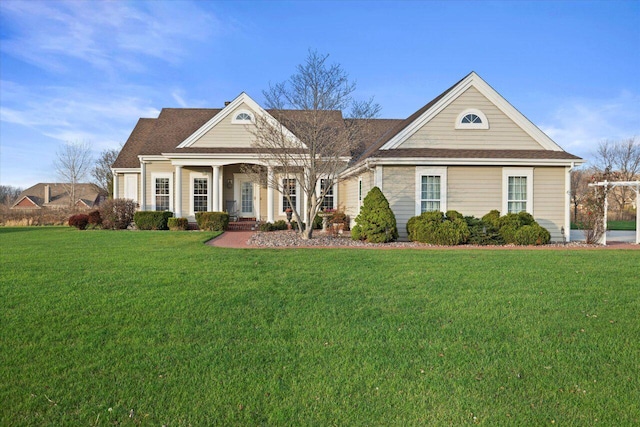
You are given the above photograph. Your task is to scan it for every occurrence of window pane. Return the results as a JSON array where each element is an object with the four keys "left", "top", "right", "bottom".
[
  {"left": 155, "top": 178, "right": 170, "bottom": 211},
  {"left": 421, "top": 175, "right": 441, "bottom": 213},
  {"left": 283, "top": 179, "right": 296, "bottom": 211},
  {"left": 321, "top": 179, "right": 334, "bottom": 210},
  {"left": 508, "top": 176, "right": 527, "bottom": 213}
]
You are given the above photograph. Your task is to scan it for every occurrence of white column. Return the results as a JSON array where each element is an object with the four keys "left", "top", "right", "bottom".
[
  {"left": 140, "top": 162, "right": 146, "bottom": 210},
  {"left": 112, "top": 171, "right": 118, "bottom": 199},
  {"left": 375, "top": 166, "right": 383, "bottom": 191},
  {"left": 564, "top": 166, "right": 571, "bottom": 243},
  {"left": 212, "top": 166, "right": 220, "bottom": 211},
  {"left": 635, "top": 186, "right": 640, "bottom": 245},
  {"left": 174, "top": 165, "right": 182, "bottom": 217},
  {"left": 267, "top": 166, "right": 274, "bottom": 222},
  {"left": 219, "top": 166, "right": 224, "bottom": 212}
]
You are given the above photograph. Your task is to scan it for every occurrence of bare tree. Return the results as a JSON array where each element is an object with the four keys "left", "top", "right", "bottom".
[
  {"left": 248, "top": 50, "right": 380, "bottom": 239},
  {"left": 0, "top": 185, "right": 23, "bottom": 207},
  {"left": 92, "top": 148, "right": 120, "bottom": 197},
  {"left": 570, "top": 167, "right": 591, "bottom": 223},
  {"left": 592, "top": 137, "right": 640, "bottom": 219},
  {"left": 54, "top": 141, "right": 93, "bottom": 208}
]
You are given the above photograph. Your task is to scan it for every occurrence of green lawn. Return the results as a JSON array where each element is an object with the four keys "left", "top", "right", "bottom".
[
  {"left": 572, "top": 220, "right": 637, "bottom": 231},
  {"left": 1, "top": 227, "right": 638, "bottom": 425},
  {"left": 607, "top": 220, "right": 637, "bottom": 231}
]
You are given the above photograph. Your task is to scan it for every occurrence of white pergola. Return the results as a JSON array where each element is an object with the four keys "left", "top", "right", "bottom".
[{"left": 588, "top": 180, "right": 640, "bottom": 245}]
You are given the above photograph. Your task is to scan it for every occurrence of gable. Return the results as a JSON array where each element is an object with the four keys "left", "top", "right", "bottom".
[
  {"left": 398, "top": 86, "right": 545, "bottom": 151},
  {"left": 13, "top": 196, "right": 40, "bottom": 209},
  {"left": 189, "top": 102, "right": 257, "bottom": 149}
]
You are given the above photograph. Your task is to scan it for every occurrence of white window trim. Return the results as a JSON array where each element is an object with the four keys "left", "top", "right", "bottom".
[
  {"left": 278, "top": 176, "right": 300, "bottom": 213},
  {"left": 502, "top": 167, "right": 534, "bottom": 215},
  {"left": 231, "top": 109, "right": 255, "bottom": 124},
  {"left": 151, "top": 172, "right": 173, "bottom": 212},
  {"left": 455, "top": 108, "right": 489, "bottom": 130},
  {"left": 415, "top": 167, "right": 447, "bottom": 215},
  {"left": 189, "top": 171, "right": 209, "bottom": 216}
]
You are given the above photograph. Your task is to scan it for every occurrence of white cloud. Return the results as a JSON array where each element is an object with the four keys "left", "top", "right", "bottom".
[
  {"left": 0, "top": 0, "right": 221, "bottom": 74},
  {"left": 0, "top": 80, "right": 160, "bottom": 154},
  {"left": 540, "top": 91, "right": 640, "bottom": 163}
]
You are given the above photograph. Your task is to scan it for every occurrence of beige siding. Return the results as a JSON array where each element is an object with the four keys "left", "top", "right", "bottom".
[
  {"left": 448, "top": 167, "right": 502, "bottom": 217},
  {"left": 382, "top": 166, "right": 415, "bottom": 238},
  {"left": 115, "top": 174, "right": 125, "bottom": 198},
  {"left": 191, "top": 103, "right": 256, "bottom": 148},
  {"left": 400, "top": 86, "right": 545, "bottom": 150},
  {"left": 533, "top": 167, "right": 566, "bottom": 242},
  {"left": 340, "top": 177, "right": 358, "bottom": 223}
]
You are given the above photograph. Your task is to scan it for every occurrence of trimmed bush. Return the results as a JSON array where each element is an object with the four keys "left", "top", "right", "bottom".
[
  {"left": 68, "top": 214, "right": 89, "bottom": 230},
  {"left": 259, "top": 220, "right": 289, "bottom": 232},
  {"left": 407, "top": 210, "right": 470, "bottom": 245},
  {"left": 195, "top": 211, "right": 229, "bottom": 231},
  {"left": 134, "top": 211, "right": 173, "bottom": 230},
  {"left": 100, "top": 199, "right": 137, "bottom": 230},
  {"left": 87, "top": 210, "right": 102, "bottom": 227},
  {"left": 482, "top": 210, "right": 501, "bottom": 229},
  {"left": 514, "top": 224, "right": 551, "bottom": 245},
  {"left": 351, "top": 187, "right": 398, "bottom": 243},
  {"left": 168, "top": 217, "right": 189, "bottom": 231},
  {"left": 313, "top": 214, "right": 323, "bottom": 230},
  {"left": 465, "top": 216, "right": 504, "bottom": 246}
]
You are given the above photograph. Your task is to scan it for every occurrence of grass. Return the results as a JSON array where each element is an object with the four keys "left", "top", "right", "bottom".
[
  {"left": 1, "top": 227, "right": 639, "bottom": 425},
  {"left": 572, "top": 220, "right": 636, "bottom": 231},
  {"left": 606, "top": 220, "right": 637, "bottom": 231}
]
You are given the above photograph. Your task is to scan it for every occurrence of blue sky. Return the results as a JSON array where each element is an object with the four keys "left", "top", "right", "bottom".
[{"left": 1, "top": 0, "right": 638, "bottom": 188}]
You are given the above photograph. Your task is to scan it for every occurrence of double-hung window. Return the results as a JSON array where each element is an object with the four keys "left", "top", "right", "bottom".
[
  {"left": 193, "top": 177, "right": 208, "bottom": 213},
  {"left": 152, "top": 174, "right": 172, "bottom": 211},
  {"left": 320, "top": 178, "right": 334, "bottom": 210},
  {"left": 415, "top": 167, "right": 447, "bottom": 215},
  {"left": 503, "top": 168, "right": 533, "bottom": 215},
  {"left": 421, "top": 175, "right": 441, "bottom": 212},
  {"left": 282, "top": 178, "right": 296, "bottom": 211}
]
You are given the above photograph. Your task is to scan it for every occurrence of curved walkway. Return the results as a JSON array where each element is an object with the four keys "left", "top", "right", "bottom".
[{"left": 206, "top": 231, "right": 639, "bottom": 250}]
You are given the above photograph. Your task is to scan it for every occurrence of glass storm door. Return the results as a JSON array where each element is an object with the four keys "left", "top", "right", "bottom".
[{"left": 240, "top": 181, "right": 254, "bottom": 217}]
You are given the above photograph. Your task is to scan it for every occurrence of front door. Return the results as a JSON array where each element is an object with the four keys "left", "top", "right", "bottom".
[
  {"left": 234, "top": 174, "right": 256, "bottom": 218},
  {"left": 241, "top": 181, "right": 254, "bottom": 217}
]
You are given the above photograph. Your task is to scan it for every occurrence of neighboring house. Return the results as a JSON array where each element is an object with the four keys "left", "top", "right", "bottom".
[
  {"left": 11, "top": 183, "right": 104, "bottom": 210},
  {"left": 112, "top": 72, "right": 584, "bottom": 241}
]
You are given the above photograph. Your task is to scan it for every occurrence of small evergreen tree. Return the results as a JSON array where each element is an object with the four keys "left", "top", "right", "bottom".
[{"left": 351, "top": 186, "right": 398, "bottom": 243}]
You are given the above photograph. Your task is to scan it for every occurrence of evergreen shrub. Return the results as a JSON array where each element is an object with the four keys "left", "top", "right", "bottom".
[
  {"left": 407, "top": 210, "right": 470, "bottom": 245},
  {"left": 514, "top": 224, "right": 551, "bottom": 245},
  {"left": 351, "top": 187, "right": 398, "bottom": 243},
  {"left": 195, "top": 211, "right": 229, "bottom": 231},
  {"left": 134, "top": 211, "right": 173, "bottom": 230},
  {"left": 465, "top": 216, "right": 504, "bottom": 245}
]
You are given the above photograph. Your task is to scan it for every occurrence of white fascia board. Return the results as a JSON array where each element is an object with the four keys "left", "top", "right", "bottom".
[
  {"left": 469, "top": 75, "right": 563, "bottom": 151},
  {"left": 176, "top": 92, "right": 306, "bottom": 150},
  {"left": 380, "top": 72, "right": 564, "bottom": 152},
  {"left": 112, "top": 168, "right": 140, "bottom": 173},
  {"left": 372, "top": 157, "right": 581, "bottom": 167},
  {"left": 138, "top": 155, "right": 166, "bottom": 162}
]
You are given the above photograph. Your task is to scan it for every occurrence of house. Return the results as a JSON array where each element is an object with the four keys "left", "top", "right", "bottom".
[
  {"left": 112, "top": 72, "right": 584, "bottom": 241},
  {"left": 11, "top": 183, "right": 104, "bottom": 210}
]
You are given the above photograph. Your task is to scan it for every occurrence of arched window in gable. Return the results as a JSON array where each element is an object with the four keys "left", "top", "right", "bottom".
[{"left": 455, "top": 109, "right": 489, "bottom": 129}]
